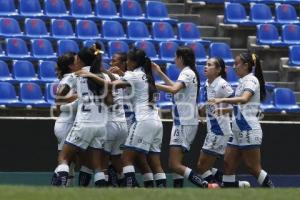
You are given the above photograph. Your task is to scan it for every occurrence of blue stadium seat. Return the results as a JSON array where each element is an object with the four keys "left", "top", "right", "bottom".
[
  {"left": 145, "top": 1, "right": 177, "bottom": 24},
  {"left": 45, "top": 82, "right": 58, "bottom": 105},
  {"left": 134, "top": 41, "right": 160, "bottom": 62},
  {"left": 226, "top": 66, "right": 238, "bottom": 86},
  {"left": 76, "top": 19, "right": 100, "bottom": 40},
  {"left": 70, "top": 0, "right": 94, "bottom": 19},
  {"left": 159, "top": 41, "right": 179, "bottom": 63},
  {"left": 196, "top": 65, "right": 207, "bottom": 86},
  {"left": 275, "top": 4, "right": 299, "bottom": 25},
  {"left": 177, "top": 22, "right": 210, "bottom": 45},
  {"left": 108, "top": 41, "right": 129, "bottom": 58},
  {"left": 256, "top": 24, "right": 282, "bottom": 46},
  {"left": 44, "top": 0, "right": 69, "bottom": 19},
  {"left": 6, "top": 38, "right": 31, "bottom": 59},
  {"left": 127, "top": 21, "right": 151, "bottom": 41},
  {"left": 120, "top": 0, "right": 145, "bottom": 21},
  {"left": 186, "top": 42, "right": 207, "bottom": 65},
  {"left": 156, "top": 91, "right": 172, "bottom": 110},
  {"left": 0, "top": 18, "right": 23, "bottom": 38},
  {"left": 25, "top": 18, "right": 50, "bottom": 39},
  {"left": 250, "top": 3, "right": 274, "bottom": 24},
  {"left": 224, "top": 3, "right": 251, "bottom": 25},
  {"left": 12, "top": 60, "right": 39, "bottom": 82},
  {"left": 0, "top": 0, "right": 18, "bottom": 17},
  {"left": 209, "top": 43, "right": 234, "bottom": 65},
  {"left": 282, "top": 24, "right": 300, "bottom": 45},
  {"left": 95, "top": 0, "right": 120, "bottom": 20},
  {"left": 152, "top": 22, "right": 177, "bottom": 42},
  {"left": 288, "top": 45, "right": 300, "bottom": 66},
  {"left": 0, "top": 82, "right": 22, "bottom": 107},
  {"left": 19, "top": 0, "right": 44, "bottom": 17},
  {"left": 57, "top": 39, "right": 79, "bottom": 56},
  {"left": 31, "top": 39, "right": 56, "bottom": 60},
  {"left": 102, "top": 20, "right": 126, "bottom": 41},
  {"left": 20, "top": 82, "right": 50, "bottom": 107},
  {"left": 51, "top": 19, "right": 75, "bottom": 39},
  {"left": 198, "top": 86, "right": 207, "bottom": 108},
  {"left": 0, "top": 60, "right": 15, "bottom": 83},
  {"left": 166, "top": 63, "right": 180, "bottom": 81},
  {"left": 38, "top": 60, "right": 58, "bottom": 82},
  {"left": 260, "top": 86, "right": 277, "bottom": 113},
  {"left": 274, "top": 88, "right": 300, "bottom": 113},
  {"left": 0, "top": 44, "right": 7, "bottom": 59}
]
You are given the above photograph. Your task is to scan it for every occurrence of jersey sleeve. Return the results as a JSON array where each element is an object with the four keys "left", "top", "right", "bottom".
[
  {"left": 121, "top": 71, "right": 137, "bottom": 86},
  {"left": 243, "top": 78, "right": 259, "bottom": 95},
  {"left": 177, "top": 70, "right": 195, "bottom": 87},
  {"left": 219, "top": 82, "right": 234, "bottom": 98}
]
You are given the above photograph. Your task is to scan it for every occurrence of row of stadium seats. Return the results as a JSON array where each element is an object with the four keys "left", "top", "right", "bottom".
[
  {"left": 0, "top": 60, "right": 57, "bottom": 83},
  {"left": 0, "top": 0, "right": 176, "bottom": 23},
  {"left": 224, "top": 3, "right": 300, "bottom": 25},
  {"left": 256, "top": 24, "right": 300, "bottom": 46},
  {"left": 0, "top": 18, "right": 208, "bottom": 44},
  {"left": 224, "top": 0, "right": 300, "bottom": 4},
  {"left": 0, "top": 37, "right": 232, "bottom": 65}
]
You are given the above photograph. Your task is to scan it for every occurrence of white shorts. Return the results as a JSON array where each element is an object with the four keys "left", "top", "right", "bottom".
[
  {"left": 104, "top": 121, "right": 128, "bottom": 155},
  {"left": 54, "top": 122, "right": 74, "bottom": 151},
  {"left": 169, "top": 125, "right": 198, "bottom": 152},
  {"left": 124, "top": 120, "right": 163, "bottom": 154},
  {"left": 202, "top": 132, "right": 231, "bottom": 156},
  {"left": 65, "top": 122, "right": 107, "bottom": 150},
  {"left": 228, "top": 129, "right": 263, "bottom": 149}
]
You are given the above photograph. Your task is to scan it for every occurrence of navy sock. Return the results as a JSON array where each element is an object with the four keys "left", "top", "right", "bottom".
[
  {"left": 144, "top": 180, "right": 154, "bottom": 188},
  {"left": 188, "top": 171, "right": 208, "bottom": 188},
  {"left": 124, "top": 172, "right": 139, "bottom": 187},
  {"left": 107, "top": 165, "right": 118, "bottom": 187},
  {"left": 262, "top": 175, "right": 275, "bottom": 188},
  {"left": 156, "top": 179, "right": 167, "bottom": 188},
  {"left": 56, "top": 171, "right": 68, "bottom": 186},
  {"left": 51, "top": 173, "right": 58, "bottom": 186},
  {"left": 213, "top": 170, "right": 223, "bottom": 183},
  {"left": 222, "top": 181, "right": 239, "bottom": 188},
  {"left": 95, "top": 179, "right": 107, "bottom": 187}
]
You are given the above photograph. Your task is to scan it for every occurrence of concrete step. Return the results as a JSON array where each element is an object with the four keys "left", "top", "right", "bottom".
[
  {"left": 266, "top": 81, "right": 296, "bottom": 91},
  {"left": 263, "top": 71, "right": 280, "bottom": 82},
  {"left": 169, "top": 14, "right": 201, "bottom": 25},
  {"left": 165, "top": 3, "right": 185, "bottom": 14},
  {"left": 294, "top": 92, "right": 300, "bottom": 104},
  {"left": 202, "top": 36, "right": 231, "bottom": 45},
  {"left": 198, "top": 26, "right": 216, "bottom": 37},
  {"left": 231, "top": 48, "right": 247, "bottom": 57}
]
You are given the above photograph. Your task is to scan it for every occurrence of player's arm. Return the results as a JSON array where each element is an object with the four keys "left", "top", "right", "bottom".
[
  {"left": 104, "top": 89, "right": 114, "bottom": 106},
  {"left": 55, "top": 84, "right": 77, "bottom": 104},
  {"left": 156, "top": 82, "right": 185, "bottom": 94},
  {"left": 151, "top": 62, "right": 175, "bottom": 86},
  {"left": 208, "top": 91, "right": 253, "bottom": 105},
  {"left": 213, "top": 107, "right": 233, "bottom": 116}
]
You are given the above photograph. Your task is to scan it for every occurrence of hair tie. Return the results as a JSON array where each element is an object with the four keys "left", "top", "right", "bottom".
[
  {"left": 92, "top": 44, "right": 104, "bottom": 56},
  {"left": 252, "top": 54, "right": 256, "bottom": 64}
]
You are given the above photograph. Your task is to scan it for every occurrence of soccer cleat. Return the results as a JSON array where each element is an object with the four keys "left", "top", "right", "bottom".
[{"left": 238, "top": 181, "right": 251, "bottom": 188}]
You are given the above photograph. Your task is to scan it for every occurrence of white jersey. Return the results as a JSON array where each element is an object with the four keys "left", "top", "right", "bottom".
[
  {"left": 205, "top": 76, "right": 234, "bottom": 136},
  {"left": 107, "top": 74, "right": 126, "bottom": 122},
  {"left": 121, "top": 67, "right": 160, "bottom": 122},
  {"left": 173, "top": 67, "right": 199, "bottom": 125},
  {"left": 232, "top": 73, "right": 261, "bottom": 131},
  {"left": 74, "top": 67, "right": 108, "bottom": 124},
  {"left": 56, "top": 73, "right": 77, "bottom": 123}
]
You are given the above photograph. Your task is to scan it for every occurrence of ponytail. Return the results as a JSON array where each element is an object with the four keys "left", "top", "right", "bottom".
[
  {"left": 214, "top": 57, "right": 227, "bottom": 80},
  {"left": 252, "top": 54, "right": 266, "bottom": 101}
]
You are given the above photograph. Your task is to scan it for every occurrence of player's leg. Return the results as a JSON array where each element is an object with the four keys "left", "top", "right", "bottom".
[{"left": 222, "top": 146, "right": 241, "bottom": 187}]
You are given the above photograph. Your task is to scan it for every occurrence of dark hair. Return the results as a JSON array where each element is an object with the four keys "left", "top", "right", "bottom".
[
  {"left": 176, "top": 46, "right": 200, "bottom": 102},
  {"left": 239, "top": 52, "right": 266, "bottom": 101},
  {"left": 211, "top": 57, "right": 227, "bottom": 80},
  {"left": 56, "top": 52, "right": 76, "bottom": 79},
  {"left": 127, "top": 48, "right": 157, "bottom": 103}
]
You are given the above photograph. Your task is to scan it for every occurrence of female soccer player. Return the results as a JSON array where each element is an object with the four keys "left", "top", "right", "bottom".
[
  {"left": 151, "top": 46, "right": 207, "bottom": 188},
  {"left": 76, "top": 48, "right": 167, "bottom": 188},
  {"left": 196, "top": 58, "right": 233, "bottom": 184},
  {"left": 53, "top": 46, "right": 112, "bottom": 187},
  {"left": 208, "top": 53, "right": 274, "bottom": 188},
  {"left": 52, "top": 52, "right": 78, "bottom": 186}
]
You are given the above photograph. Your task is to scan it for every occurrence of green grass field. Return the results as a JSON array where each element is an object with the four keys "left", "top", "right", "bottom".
[{"left": 0, "top": 186, "right": 300, "bottom": 200}]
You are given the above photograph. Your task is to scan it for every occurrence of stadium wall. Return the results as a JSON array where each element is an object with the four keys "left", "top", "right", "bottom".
[{"left": 0, "top": 119, "right": 299, "bottom": 174}]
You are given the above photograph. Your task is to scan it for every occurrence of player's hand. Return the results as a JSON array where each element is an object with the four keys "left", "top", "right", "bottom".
[
  {"left": 208, "top": 98, "right": 223, "bottom": 105},
  {"left": 109, "top": 66, "right": 124, "bottom": 76},
  {"left": 151, "top": 62, "right": 162, "bottom": 74}
]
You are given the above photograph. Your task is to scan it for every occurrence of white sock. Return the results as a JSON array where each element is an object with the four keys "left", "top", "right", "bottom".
[
  {"left": 201, "top": 170, "right": 212, "bottom": 179},
  {"left": 222, "top": 175, "right": 236, "bottom": 183},
  {"left": 173, "top": 173, "right": 184, "bottom": 180},
  {"left": 143, "top": 173, "right": 154, "bottom": 181},
  {"left": 257, "top": 170, "right": 267, "bottom": 185},
  {"left": 56, "top": 164, "right": 69, "bottom": 173},
  {"left": 123, "top": 165, "right": 135, "bottom": 174},
  {"left": 94, "top": 171, "right": 105, "bottom": 183},
  {"left": 105, "top": 175, "right": 109, "bottom": 182},
  {"left": 154, "top": 173, "right": 166, "bottom": 180},
  {"left": 183, "top": 167, "right": 192, "bottom": 179},
  {"left": 211, "top": 168, "right": 218, "bottom": 176}
]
